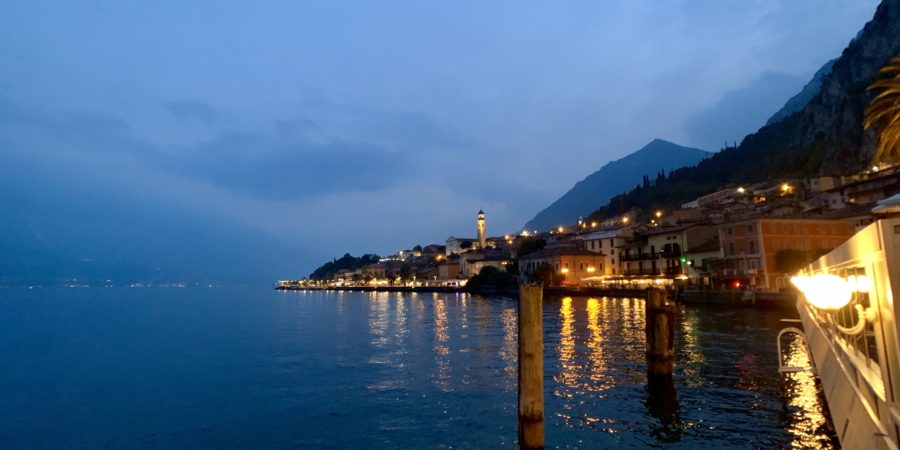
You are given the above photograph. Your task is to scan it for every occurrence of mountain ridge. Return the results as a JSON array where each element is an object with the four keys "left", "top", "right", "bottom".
[
  {"left": 523, "top": 139, "right": 710, "bottom": 231},
  {"left": 586, "top": 0, "right": 900, "bottom": 221}
]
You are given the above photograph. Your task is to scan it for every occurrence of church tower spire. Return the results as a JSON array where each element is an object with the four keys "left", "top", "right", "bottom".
[{"left": 477, "top": 210, "right": 486, "bottom": 249}]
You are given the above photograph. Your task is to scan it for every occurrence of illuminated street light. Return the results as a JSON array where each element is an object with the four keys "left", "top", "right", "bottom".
[
  {"left": 622, "top": 217, "right": 630, "bottom": 224},
  {"left": 655, "top": 210, "right": 662, "bottom": 218},
  {"left": 558, "top": 226, "right": 564, "bottom": 233},
  {"left": 737, "top": 187, "right": 746, "bottom": 194},
  {"left": 586, "top": 266, "right": 596, "bottom": 273},
  {"left": 560, "top": 267, "right": 569, "bottom": 274},
  {"left": 781, "top": 183, "right": 791, "bottom": 193}
]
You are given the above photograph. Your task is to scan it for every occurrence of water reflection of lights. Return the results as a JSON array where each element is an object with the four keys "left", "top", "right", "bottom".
[
  {"left": 369, "top": 292, "right": 390, "bottom": 348},
  {"left": 316, "top": 291, "right": 838, "bottom": 447},
  {"left": 413, "top": 295, "right": 425, "bottom": 322},
  {"left": 459, "top": 295, "right": 469, "bottom": 331},
  {"left": 621, "top": 297, "right": 645, "bottom": 367},
  {"left": 395, "top": 293, "right": 407, "bottom": 342},
  {"left": 499, "top": 308, "right": 517, "bottom": 390},
  {"left": 434, "top": 298, "right": 452, "bottom": 391},
  {"left": 586, "top": 298, "right": 610, "bottom": 391},
  {"left": 556, "top": 297, "right": 579, "bottom": 389},
  {"left": 678, "top": 307, "right": 706, "bottom": 388},
  {"left": 782, "top": 336, "right": 833, "bottom": 448}
]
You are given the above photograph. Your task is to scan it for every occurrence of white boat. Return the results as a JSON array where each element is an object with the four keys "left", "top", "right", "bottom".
[{"left": 787, "top": 213, "right": 900, "bottom": 450}]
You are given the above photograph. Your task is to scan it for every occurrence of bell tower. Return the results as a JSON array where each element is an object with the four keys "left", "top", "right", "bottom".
[{"left": 477, "top": 210, "right": 486, "bottom": 249}]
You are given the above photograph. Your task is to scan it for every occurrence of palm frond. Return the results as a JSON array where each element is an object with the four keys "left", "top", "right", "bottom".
[{"left": 865, "top": 55, "right": 900, "bottom": 165}]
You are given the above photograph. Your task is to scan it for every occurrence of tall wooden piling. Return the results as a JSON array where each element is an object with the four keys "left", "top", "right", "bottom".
[
  {"left": 518, "top": 284, "right": 544, "bottom": 449},
  {"left": 645, "top": 288, "right": 675, "bottom": 379}
]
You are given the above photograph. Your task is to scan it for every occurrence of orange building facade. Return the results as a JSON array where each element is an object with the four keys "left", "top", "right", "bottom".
[
  {"left": 718, "top": 218, "right": 855, "bottom": 291},
  {"left": 518, "top": 247, "right": 605, "bottom": 286}
]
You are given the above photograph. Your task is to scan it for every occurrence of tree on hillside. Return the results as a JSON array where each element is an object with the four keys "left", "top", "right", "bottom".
[
  {"left": 865, "top": 55, "right": 900, "bottom": 165},
  {"left": 515, "top": 238, "right": 546, "bottom": 258},
  {"left": 399, "top": 264, "right": 412, "bottom": 281},
  {"left": 308, "top": 253, "right": 381, "bottom": 280}
]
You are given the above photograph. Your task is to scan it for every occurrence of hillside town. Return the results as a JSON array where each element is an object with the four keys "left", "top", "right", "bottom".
[{"left": 281, "top": 164, "right": 897, "bottom": 295}]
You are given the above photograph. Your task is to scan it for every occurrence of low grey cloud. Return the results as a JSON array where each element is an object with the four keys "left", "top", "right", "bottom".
[{"left": 174, "top": 123, "right": 415, "bottom": 200}]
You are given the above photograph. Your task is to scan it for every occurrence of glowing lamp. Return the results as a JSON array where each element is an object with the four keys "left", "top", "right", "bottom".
[
  {"left": 791, "top": 274, "right": 852, "bottom": 310},
  {"left": 587, "top": 266, "right": 596, "bottom": 273},
  {"left": 561, "top": 267, "right": 569, "bottom": 274},
  {"left": 847, "top": 275, "right": 872, "bottom": 293},
  {"left": 558, "top": 226, "right": 564, "bottom": 233}
]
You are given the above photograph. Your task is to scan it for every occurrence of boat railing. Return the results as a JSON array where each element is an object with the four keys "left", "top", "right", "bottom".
[{"left": 790, "top": 217, "right": 900, "bottom": 450}]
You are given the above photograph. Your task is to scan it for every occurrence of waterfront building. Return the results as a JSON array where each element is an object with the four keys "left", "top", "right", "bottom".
[
  {"left": 578, "top": 226, "right": 633, "bottom": 276},
  {"left": 360, "top": 263, "right": 386, "bottom": 280},
  {"left": 445, "top": 236, "right": 474, "bottom": 255},
  {"left": 618, "top": 223, "right": 717, "bottom": 281},
  {"left": 645, "top": 223, "right": 718, "bottom": 278},
  {"left": 517, "top": 247, "right": 604, "bottom": 286},
  {"left": 437, "top": 260, "right": 461, "bottom": 280},
  {"left": 682, "top": 235, "right": 722, "bottom": 285},
  {"left": 458, "top": 249, "right": 511, "bottom": 277},
  {"left": 718, "top": 218, "right": 855, "bottom": 291},
  {"left": 803, "top": 175, "right": 842, "bottom": 193},
  {"left": 822, "top": 168, "right": 900, "bottom": 207}
]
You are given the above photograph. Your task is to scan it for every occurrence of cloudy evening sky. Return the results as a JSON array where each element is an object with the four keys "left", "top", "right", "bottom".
[{"left": 0, "top": 0, "right": 880, "bottom": 281}]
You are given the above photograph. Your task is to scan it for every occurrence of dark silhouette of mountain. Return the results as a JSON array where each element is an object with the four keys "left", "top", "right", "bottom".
[
  {"left": 587, "top": 0, "right": 900, "bottom": 221},
  {"left": 523, "top": 139, "right": 710, "bottom": 231},
  {"left": 765, "top": 59, "right": 836, "bottom": 126}
]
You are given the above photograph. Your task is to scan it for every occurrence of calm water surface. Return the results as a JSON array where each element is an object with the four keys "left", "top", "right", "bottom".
[{"left": 0, "top": 288, "right": 834, "bottom": 448}]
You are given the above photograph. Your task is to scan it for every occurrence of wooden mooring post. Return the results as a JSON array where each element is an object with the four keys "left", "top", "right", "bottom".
[
  {"left": 518, "top": 284, "right": 544, "bottom": 449},
  {"left": 645, "top": 288, "right": 675, "bottom": 379}
]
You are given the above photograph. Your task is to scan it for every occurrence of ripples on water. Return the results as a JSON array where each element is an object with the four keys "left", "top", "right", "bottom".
[{"left": 0, "top": 288, "right": 836, "bottom": 448}]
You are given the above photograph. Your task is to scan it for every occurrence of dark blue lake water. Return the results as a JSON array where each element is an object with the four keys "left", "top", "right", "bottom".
[{"left": 0, "top": 288, "right": 833, "bottom": 448}]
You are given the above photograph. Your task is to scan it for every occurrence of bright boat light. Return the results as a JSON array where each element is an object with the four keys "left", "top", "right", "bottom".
[
  {"left": 791, "top": 274, "right": 852, "bottom": 310},
  {"left": 847, "top": 274, "right": 872, "bottom": 293}
]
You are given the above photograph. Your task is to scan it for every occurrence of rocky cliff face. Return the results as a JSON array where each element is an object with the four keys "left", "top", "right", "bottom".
[
  {"left": 775, "top": 0, "right": 900, "bottom": 174},
  {"left": 766, "top": 59, "right": 835, "bottom": 127}
]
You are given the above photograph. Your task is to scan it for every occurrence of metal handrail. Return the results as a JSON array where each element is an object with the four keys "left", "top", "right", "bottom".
[{"left": 777, "top": 326, "right": 809, "bottom": 373}]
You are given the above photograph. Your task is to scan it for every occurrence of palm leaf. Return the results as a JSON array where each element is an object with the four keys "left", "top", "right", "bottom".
[{"left": 865, "top": 55, "right": 900, "bottom": 165}]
